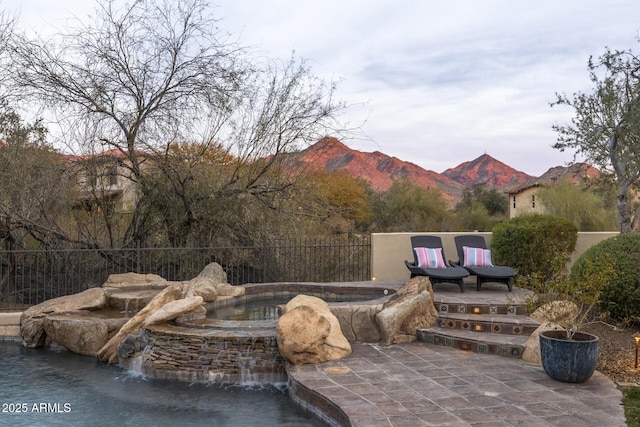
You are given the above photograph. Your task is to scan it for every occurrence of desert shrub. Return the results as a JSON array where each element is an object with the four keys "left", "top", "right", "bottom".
[
  {"left": 491, "top": 214, "right": 578, "bottom": 289},
  {"left": 570, "top": 232, "right": 640, "bottom": 322}
]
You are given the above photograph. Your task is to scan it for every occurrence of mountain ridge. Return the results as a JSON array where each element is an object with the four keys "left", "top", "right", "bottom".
[{"left": 291, "top": 137, "right": 595, "bottom": 204}]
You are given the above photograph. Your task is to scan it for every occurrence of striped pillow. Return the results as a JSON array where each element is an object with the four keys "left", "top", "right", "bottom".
[
  {"left": 414, "top": 247, "right": 446, "bottom": 269},
  {"left": 462, "top": 246, "right": 494, "bottom": 267}
]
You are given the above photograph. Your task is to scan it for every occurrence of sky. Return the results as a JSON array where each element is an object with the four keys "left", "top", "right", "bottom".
[{"left": 3, "top": 0, "right": 640, "bottom": 176}]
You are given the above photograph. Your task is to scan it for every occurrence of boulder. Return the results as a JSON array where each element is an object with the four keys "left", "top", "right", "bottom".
[
  {"left": 143, "top": 296, "right": 204, "bottom": 326},
  {"left": 331, "top": 304, "right": 383, "bottom": 342},
  {"left": 277, "top": 295, "right": 351, "bottom": 365},
  {"left": 530, "top": 300, "right": 579, "bottom": 324},
  {"left": 20, "top": 287, "right": 106, "bottom": 348},
  {"left": 97, "top": 283, "right": 183, "bottom": 364},
  {"left": 522, "top": 300, "right": 580, "bottom": 364},
  {"left": 102, "top": 272, "right": 168, "bottom": 290},
  {"left": 182, "top": 277, "right": 217, "bottom": 302},
  {"left": 375, "top": 277, "right": 438, "bottom": 344},
  {"left": 43, "top": 312, "right": 111, "bottom": 356},
  {"left": 194, "top": 263, "right": 245, "bottom": 298},
  {"left": 197, "top": 262, "right": 229, "bottom": 284}
]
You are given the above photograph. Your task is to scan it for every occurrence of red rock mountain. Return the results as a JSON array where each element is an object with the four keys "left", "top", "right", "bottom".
[
  {"left": 441, "top": 153, "right": 534, "bottom": 187},
  {"left": 292, "top": 137, "right": 465, "bottom": 202},
  {"left": 504, "top": 163, "right": 600, "bottom": 193}
]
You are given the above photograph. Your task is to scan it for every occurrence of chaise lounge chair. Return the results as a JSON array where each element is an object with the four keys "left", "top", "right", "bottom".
[
  {"left": 453, "top": 235, "right": 516, "bottom": 292},
  {"left": 404, "top": 235, "right": 470, "bottom": 292}
]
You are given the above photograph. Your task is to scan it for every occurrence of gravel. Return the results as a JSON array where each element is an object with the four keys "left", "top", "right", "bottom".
[{"left": 582, "top": 320, "right": 640, "bottom": 384}]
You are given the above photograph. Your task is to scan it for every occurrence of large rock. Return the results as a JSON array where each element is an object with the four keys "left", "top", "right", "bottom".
[
  {"left": 522, "top": 301, "right": 580, "bottom": 364},
  {"left": 143, "top": 296, "right": 204, "bottom": 326},
  {"left": 375, "top": 277, "right": 438, "bottom": 344},
  {"left": 43, "top": 312, "right": 112, "bottom": 356},
  {"left": 102, "top": 272, "right": 168, "bottom": 290},
  {"left": 195, "top": 263, "right": 245, "bottom": 298},
  {"left": 529, "top": 300, "right": 579, "bottom": 324},
  {"left": 277, "top": 295, "right": 351, "bottom": 365},
  {"left": 20, "top": 287, "right": 106, "bottom": 348},
  {"left": 331, "top": 304, "right": 383, "bottom": 342},
  {"left": 97, "top": 283, "right": 183, "bottom": 364},
  {"left": 182, "top": 277, "right": 217, "bottom": 302},
  {"left": 197, "top": 262, "right": 229, "bottom": 284}
]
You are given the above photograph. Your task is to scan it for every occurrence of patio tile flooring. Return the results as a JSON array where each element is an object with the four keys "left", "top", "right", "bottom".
[
  {"left": 287, "top": 281, "right": 627, "bottom": 426},
  {"left": 287, "top": 342, "right": 627, "bottom": 426}
]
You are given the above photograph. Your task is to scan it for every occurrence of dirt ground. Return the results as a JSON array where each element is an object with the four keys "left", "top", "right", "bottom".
[{"left": 581, "top": 320, "right": 640, "bottom": 384}]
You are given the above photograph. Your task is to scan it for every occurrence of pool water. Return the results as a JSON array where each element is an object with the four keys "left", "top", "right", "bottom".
[
  {"left": 0, "top": 342, "right": 324, "bottom": 427},
  {"left": 208, "top": 294, "right": 382, "bottom": 321}
]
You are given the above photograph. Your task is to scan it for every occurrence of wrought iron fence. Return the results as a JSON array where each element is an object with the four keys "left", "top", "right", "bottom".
[{"left": 0, "top": 236, "right": 371, "bottom": 310}]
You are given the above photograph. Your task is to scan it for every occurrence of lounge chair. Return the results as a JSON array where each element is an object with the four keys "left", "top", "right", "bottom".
[
  {"left": 404, "top": 235, "right": 470, "bottom": 292},
  {"left": 453, "top": 235, "right": 516, "bottom": 292}
]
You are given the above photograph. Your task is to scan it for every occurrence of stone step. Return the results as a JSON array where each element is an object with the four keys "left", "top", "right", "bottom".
[
  {"left": 436, "top": 313, "right": 540, "bottom": 336},
  {"left": 416, "top": 327, "right": 530, "bottom": 358}
]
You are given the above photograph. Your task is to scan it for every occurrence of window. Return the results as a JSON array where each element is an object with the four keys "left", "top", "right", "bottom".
[
  {"left": 512, "top": 196, "right": 516, "bottom": 209},
  {"left": 109, "top": 166, "right": 118, "bottom": 186},
  {"left": 531, "top": 195, "right": 535, "bottom": 208}
]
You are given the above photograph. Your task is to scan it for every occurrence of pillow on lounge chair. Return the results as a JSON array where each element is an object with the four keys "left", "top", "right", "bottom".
[
  {"left": 414, "top": 247, "right": 447, "bottom": 269},
  {"left": 462, "top": 246, "right": 494, "bottom": 267}
]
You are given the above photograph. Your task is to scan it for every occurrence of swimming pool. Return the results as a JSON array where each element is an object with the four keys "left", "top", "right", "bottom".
[{"left": 0, "top": 341, "right": 324, "bottom": 427}]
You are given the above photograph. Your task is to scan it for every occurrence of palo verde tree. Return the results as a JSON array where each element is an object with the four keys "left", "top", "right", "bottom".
[
  {"left": 552, "top": 42, "right": 640, "bottom": 232},
  {"left": 7, "top": 0, "right": 344, "bottom": 248}
]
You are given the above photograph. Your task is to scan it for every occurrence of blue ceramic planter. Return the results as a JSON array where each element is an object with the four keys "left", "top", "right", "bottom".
[{"left": 539, "top": 330, "right": 599, "bottom": 383}]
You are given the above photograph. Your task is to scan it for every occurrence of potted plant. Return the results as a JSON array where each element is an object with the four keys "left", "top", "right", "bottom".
[{"left": 524, "top": 258, "right": 611, "bottom": 383}]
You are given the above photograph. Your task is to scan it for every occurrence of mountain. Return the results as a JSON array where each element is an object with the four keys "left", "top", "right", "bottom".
[
  {"left": 441, "top": 153, "right": 535, "bottom": 188},
  {"left": 291, "top": 137, "right": 466, "bottom": 202},
  {"left": 506, "top": 163, "right": 600, "bottom": 192}
]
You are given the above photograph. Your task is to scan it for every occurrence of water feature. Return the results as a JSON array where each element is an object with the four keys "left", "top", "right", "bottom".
[{"left": 0, "top": 341, "right": 324, "bottom": 427}]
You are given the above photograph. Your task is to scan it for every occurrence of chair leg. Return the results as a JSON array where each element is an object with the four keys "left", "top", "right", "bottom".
[
  {"left": 476, "top": 276, "right": 482, "bottom": 291},
  {"left": 457, "top": 278, "right": 465, "bottom": 293}
]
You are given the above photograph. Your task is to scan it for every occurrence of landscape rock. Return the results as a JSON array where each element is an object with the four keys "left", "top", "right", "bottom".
[
  {"left": 195, "top": 263, "right": 245, "bottom": 298},
  {"left": 182, "top": 277, "right": 217, "bottom": 302},
  {"left": 277, "top": 295, "right": 351, "bottom": 365},
  {"left": 97, "top": 283, "right": 183, "bottom": 364},
  {"left": 20, "top": 287, "right": 106, "bottom": 348},
  {"left": 375, "top": 277, "right": 438, "bottom": 345},
  {"left": 331, "top": 304, "right": 383, "bottom": 342},
  {"left": 43, "top": 312, "right": 111, "bottom": 356},
  {"left": 529, "top": 300, "right": 579, "bottom": 324},
  {"left": 102, "top": 272, "right": 168, "bottom": 290},
  {"left": 143, "top": 296, "right": 204, "bottom": 326},
  {"left": 196, "top": 263, "right": 229, "bottom": 284}
]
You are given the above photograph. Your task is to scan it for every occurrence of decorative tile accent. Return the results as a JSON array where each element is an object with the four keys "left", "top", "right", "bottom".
[
  {"left": 478, "top": 343, "right": 488, "bottom": 354},
  {"left": 461, "top": 322, "right": 471, "bottom": 331},
  {"left": 497, "top": 346, "right": 509, "bottom": 356},
  {"left": 458, "top": 304, "right": 467, "bottom": 313},
  {"left": 507, "top": 306, "right": 516, "bottom": 315},
  {"left": 474, "top": 324, "right": 484, "bottom": 332},
  {"left": 473, "top": 307, "right": 481, "bottom": 314},
  {"left": 489, "top": 306, "right": 498, "bottom": 315},
  {"left": 440, "top": 304, "right": 449, "bottom": 313},
  {"left": 423, "top": 334, "right": 435, "bottom": 344},
  {"left": 446, "top": 320, "right": 456, "bottom": 329},
  {"left": 445, "top": 337, "right": 455, "bottom": 348},
  {"left": 512, "top": 325, "right": 523, "bottom": 335},
  {"left": 491, "top": 323, "right": 502, "bottom": 334}
]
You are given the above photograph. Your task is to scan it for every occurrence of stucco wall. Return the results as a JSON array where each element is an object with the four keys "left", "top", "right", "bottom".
[{"left": 371, "top": 232, "right": 618, "bottom": 282}]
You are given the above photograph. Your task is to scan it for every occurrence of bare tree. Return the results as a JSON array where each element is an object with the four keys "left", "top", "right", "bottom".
[{"left": 7, "top": 0, "right": 345, "bottom": 247}]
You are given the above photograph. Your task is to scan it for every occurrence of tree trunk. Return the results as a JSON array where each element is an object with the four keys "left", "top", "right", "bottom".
[{"left": 609, "top": 133, "right": 633, "bottom": 233}]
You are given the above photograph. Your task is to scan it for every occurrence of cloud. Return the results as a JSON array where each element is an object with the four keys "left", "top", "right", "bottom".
[{"left": 5, "top": 0, "right": 640, "bottom": 176}]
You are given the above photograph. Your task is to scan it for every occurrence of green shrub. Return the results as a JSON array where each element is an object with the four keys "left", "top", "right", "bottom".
[
  {"left": 491, "top": 214, "right": 578, "bottom": 288},
  {"left": 570, "top": 232, "right": 640, "bottom": 322}
]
